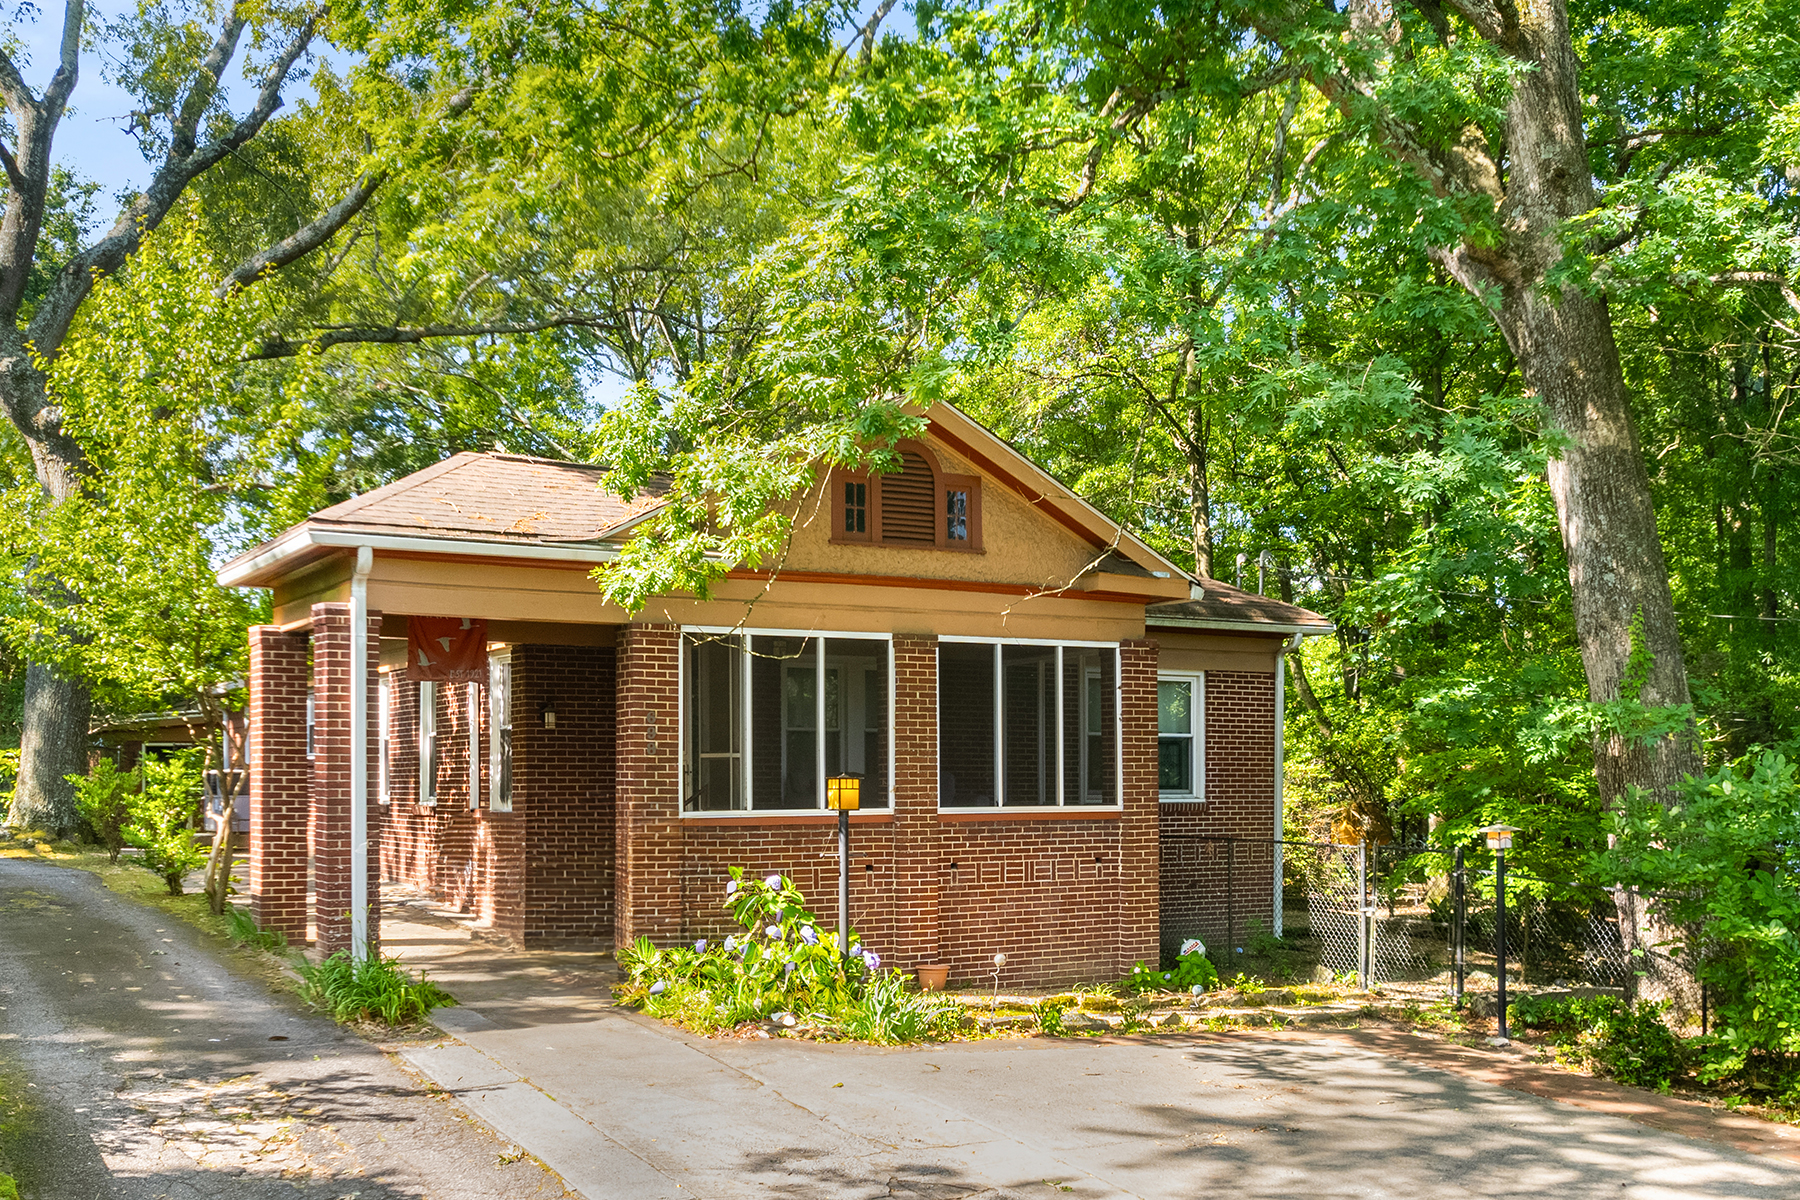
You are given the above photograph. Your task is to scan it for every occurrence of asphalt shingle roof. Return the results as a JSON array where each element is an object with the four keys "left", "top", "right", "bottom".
[{"left": 309, "top": 453, "right": 666, "bottom": 544}]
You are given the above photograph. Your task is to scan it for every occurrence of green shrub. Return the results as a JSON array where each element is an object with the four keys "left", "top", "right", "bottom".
[
  {"left": 617, "top": 867, "right": 956, "bottom": 1042},
  {"left": 297, "top": 952, "right": 457, "bottom": 1025},
  {"left": 68, "top": 757, "right": 137, "bottom": 863},
  {"left": 127, "top": 751, "right": 209, "bottom": 894},
  {"left": 1123, "top": 951, "right": 1218, "bottom": 995},
  {"left": 225, "top": 904, "right": 287, "bottom": 952},
  {"left": 1510, "top": 994, "right": 1685, "bottom": 1089},
  {"left": 1597, "top": 751, "right": 1800, "bottom": 1096}
]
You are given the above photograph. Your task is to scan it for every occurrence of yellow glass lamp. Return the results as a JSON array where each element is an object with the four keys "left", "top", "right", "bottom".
[{"left": 826, "top": 775, "right": 861, "bottom": 811}]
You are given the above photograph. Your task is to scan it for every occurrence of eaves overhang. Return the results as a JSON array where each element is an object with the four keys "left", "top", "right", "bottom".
[{"left": 216, "top": 525, "right": 623, "bottom": 589}]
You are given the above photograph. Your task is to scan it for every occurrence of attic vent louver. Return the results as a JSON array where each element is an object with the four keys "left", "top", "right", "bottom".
[{"left": 880, "top": 451, "right": 937, "bottom": 543}]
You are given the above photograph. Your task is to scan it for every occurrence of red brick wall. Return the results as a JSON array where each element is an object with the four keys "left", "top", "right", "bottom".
[
  {"left": 1159, "top": 669, "right": 1279, "bottom": 961},
  {"left": 248, "top": 626, "right": 309, "bottom": 940},
  {"left": 513, "top": 645, "right": 616, "bottom": 943},
  {"left": 614, "top": 624, "right": 683, "bottom": 947},
  {"left": 310, "top": 603, "right": 384, "bottom": 957},
  {"left": 380, "top": 673, "right": 528, "bottom": 941},
  {"left": 619, "top": 631, "right": 1162, "bottom": 990}
]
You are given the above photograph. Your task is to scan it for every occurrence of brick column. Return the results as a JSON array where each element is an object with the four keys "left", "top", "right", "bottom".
[
  {"left": 614, "top": 624, "right": 682, "bottom": 948},
  {"left": 310, "top": 602, "right": 383, "bottom": 958},
  {"left": 248, "top": 626, "right": 310, "bottom": 939},
  {"left": 1117, "top": 638, "right": 1162, "bottom": 975},
  {"left": 888, "top": 633, "right": 943, "bottom": 971}
]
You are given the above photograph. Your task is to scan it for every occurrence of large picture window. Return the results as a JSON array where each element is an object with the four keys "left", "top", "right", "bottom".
[
  {"left": 683, "top": 632, "right": 891, "bottom": 813},
  {"left": 1157, "top": 673, "right": 1204, "bottom": 800},
  {"left": 939, "top": 640, "right": 1119, "bottom": 808}
]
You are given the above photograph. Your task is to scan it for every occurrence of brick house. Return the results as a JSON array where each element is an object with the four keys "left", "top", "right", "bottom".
[{"left": 219, "top": 403, "right": 1329, "bottom": 987}]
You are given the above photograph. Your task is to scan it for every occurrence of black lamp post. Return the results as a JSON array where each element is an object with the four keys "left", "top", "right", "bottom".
[
  {"left": 1478, "top": 824, "right": 1521, "bottom": 1043},
  {"left": 827, "top": 775, "right": 861, "bottom": 965}
]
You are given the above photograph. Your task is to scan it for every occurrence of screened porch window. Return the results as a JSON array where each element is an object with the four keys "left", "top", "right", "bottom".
[
  {"left": 683, "top": 633, "right": 890, "bottom": 812},
  {"left": 938, "top": 641, "right": 1119, "bottom": 808}
]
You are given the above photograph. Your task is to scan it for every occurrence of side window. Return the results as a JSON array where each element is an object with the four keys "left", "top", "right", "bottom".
[
  {"left": 378, "top": 674, "right": 391, "bottom": 804},
  {"left": 418, "top": 681, "right": 438, "bottom": 806},
  {"left": 489, "top": 653, "right": 512, "bottom": 813},
  {"left": 467, "top": 680, "right": 481, "bottom": 811},
  {"left": 305, "top": 694, "right": 316, "bottom": 759},
  {"left": 1157, "top": 674, "right": 1204, "bottom": 800}
]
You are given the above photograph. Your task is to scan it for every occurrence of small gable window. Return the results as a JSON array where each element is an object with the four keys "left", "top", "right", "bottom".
[
  {"left": 843, "top": 480, "right": 868, "bottom": 536},
  {"left": 831, "top": 442, "right": 981, "bottom": 552},
  {"left": 946, "top": 487, "right": 968, "bottom": 543}
]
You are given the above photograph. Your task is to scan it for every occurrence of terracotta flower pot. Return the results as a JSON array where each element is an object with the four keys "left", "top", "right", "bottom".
[{"left": 915, "top": 964, "right": 949, "bottom": 991}]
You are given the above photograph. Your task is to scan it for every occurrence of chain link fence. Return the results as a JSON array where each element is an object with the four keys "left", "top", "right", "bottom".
[{"left": 1161, "top": 835, "right": 1638, "bottom": 994}]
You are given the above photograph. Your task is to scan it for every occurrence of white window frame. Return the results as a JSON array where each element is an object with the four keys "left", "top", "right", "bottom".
[
  {"left": 467, "top": 680, "right": 482, "bottom": 811},
  {"left": 378, "top": 673, "right": 392, "bottom": 804},
  {"left": 1157, "top": 671, "right": 1205, "bottom": 802},
  {"left": 678, "top": 626, "right": 895, "bottom": 816},
  {"left": 936, "top": 635, "right": 1123, "bottom": 812},
  {"left": 418, "top": 680, "right": 438, "bottom": 806},
  {"left": 305, "top": 693, "right": 316, "bottom": 759},
  {"left": 489, "top": 651, "right": 512, "bottom": 813}
]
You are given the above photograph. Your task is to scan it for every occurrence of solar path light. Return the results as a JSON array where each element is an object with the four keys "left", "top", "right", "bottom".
[
  {"left": 827, "top": 775, "right": 861, "bottom": 967},
  {"left": 1478, "top": 824, "right": 1522, "bottom": 1043}
]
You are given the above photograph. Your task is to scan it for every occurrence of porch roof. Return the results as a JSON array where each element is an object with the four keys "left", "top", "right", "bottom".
[{"left": 1146, "top": 579, "right": 1335, "bottom": 637}]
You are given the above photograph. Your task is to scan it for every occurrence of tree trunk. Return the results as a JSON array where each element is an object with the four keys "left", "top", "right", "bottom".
[
  {"left": 1187, "top": 392, "right": 1212, "bottom": 578},
  {"left": 0, "top": 341, "right": 99, "bottom": 841},
  {"left": 1490, "top": 0, "right": 1703, "bottom": 1009},
  {"left": 7, "top": 662, "right": 93, "bottom": 836}
]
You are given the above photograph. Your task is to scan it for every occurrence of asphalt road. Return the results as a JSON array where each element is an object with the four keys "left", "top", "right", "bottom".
[{"left": 0, "top": 856, "right": 572, "bottom": 1200}]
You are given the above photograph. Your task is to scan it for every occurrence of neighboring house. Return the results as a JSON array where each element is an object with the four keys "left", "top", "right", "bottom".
[
  {"left": 92, "top": 708, "right": 249, "bottom": 833},
  {"left": 219, "top": 403, "right": 1330, "bottom": 986}
]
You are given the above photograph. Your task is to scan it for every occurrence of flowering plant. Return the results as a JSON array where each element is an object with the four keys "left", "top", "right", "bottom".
[{"left": 618, "top": 866, "right": 947, "bottom": 1041}]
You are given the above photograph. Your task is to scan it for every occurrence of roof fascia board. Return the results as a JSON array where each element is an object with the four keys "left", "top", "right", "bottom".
[
  {"left": 923, "top": 402, "right": 1186, "bottom": 580},
  {"left": 1146, "top": 616, "right": 1337, "bottom": 636},
  {"left": 217, "top": 527, "right": 622, "bottom": 588}
]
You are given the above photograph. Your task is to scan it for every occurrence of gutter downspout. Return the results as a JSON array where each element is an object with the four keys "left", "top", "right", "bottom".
[
  {"left": 1272, "top": 632, "right": 1301, "bottom": 938},
  {"left": 350, "top": 546, "right": 373, "bottom": 963}
]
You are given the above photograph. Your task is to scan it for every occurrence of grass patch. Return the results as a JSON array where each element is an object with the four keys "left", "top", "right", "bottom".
[{"left": 295, "top": 952, "right": 457, "bottom": 1026}]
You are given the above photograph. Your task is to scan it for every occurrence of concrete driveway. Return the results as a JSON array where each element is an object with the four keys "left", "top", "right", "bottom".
[{"left": 400, "top": 974, "right": 1800, "bottom": 1200}]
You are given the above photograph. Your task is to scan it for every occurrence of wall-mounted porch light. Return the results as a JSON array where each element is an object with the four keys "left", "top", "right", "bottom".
[{"left": 540, "top": 697, "right": 557, "bottom": 729}]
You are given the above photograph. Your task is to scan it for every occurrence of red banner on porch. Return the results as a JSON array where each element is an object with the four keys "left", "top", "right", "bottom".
[{"left": 407, "top": 617, "right": 490, "bottom": 683}]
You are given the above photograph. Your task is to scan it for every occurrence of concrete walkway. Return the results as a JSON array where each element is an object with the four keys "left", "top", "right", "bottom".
[{"left": 380, "top": 893, "right": 1800, "bottom": 1200}]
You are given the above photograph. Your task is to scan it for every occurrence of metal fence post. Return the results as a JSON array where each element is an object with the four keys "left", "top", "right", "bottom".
[
  {"left": 1357, "top": 840, "right": 1369, "bottom": 991},
  {"left": 1226, "top": 838, "right": 1236, "bottom": 963},
  {"left": 1452, "top": 845, "right": 1465, "bottom": 1008}
]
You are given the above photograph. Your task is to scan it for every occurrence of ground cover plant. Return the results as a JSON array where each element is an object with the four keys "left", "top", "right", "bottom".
[
  {"left": 1508, "top": 994, "right": 1686, "bottom": 1091},
  {"left": 616, "top": 868, "right": 960, "bottom": 1043},
  {"left": 296, "top": 952, "right": 457, "bottom": 1026},
  {"left": 1124, "top": 950, "right": 1219, "bottom": 996}
]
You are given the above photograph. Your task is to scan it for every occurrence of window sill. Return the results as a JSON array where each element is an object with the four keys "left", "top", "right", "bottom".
[
  {"left": 937, "top": 806, "right": 1122, "bottom": 821},
  {"left": 680, "top": 811, "right": 894, "bottom": 827},
  {"left": 1159, "top": 796, "right": 1207, "bottom": 805}
]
